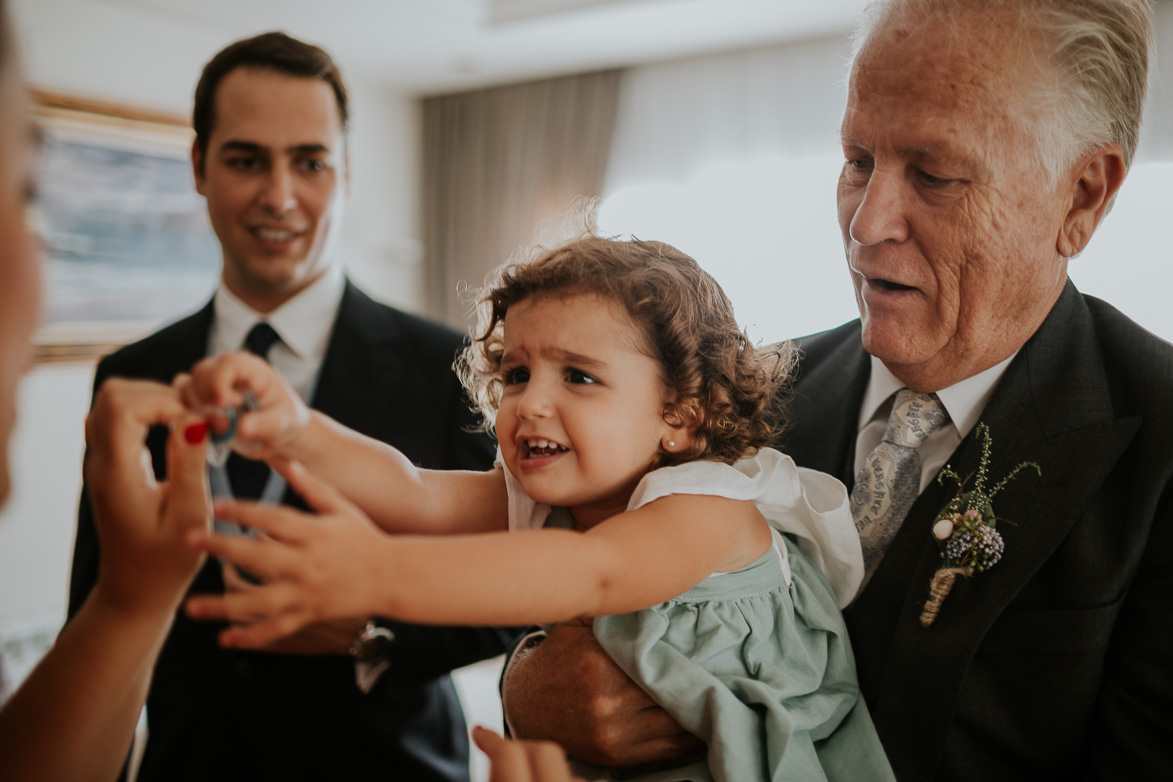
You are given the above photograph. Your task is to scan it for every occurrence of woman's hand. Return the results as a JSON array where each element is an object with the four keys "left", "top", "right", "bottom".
[
  {"left": 1, "top": 380, "right": 212, "bottom": 782},
  {"left": 84, "top": 378, "right": 211, "bottom": 619},
  {"left": 175, "top": 350, "right": 312, "bottom": 463},
  {"left": 473, "top": 727, "right": 584, "bottom": 782},
  {"left": 184, "top": 459, "right": 387, "bottom": 648}
]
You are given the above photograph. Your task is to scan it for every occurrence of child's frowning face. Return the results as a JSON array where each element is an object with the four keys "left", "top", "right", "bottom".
[{"left": 495, "top": 292, "right": 686, "bottom": 530}]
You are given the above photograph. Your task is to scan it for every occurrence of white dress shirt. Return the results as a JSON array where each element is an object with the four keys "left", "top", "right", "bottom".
[
  {"left": 853, "top": 353, "right": 1017, "bottom": 493},
  {"left": 208, "top": 265, "right": 345, "bottom": 400}
]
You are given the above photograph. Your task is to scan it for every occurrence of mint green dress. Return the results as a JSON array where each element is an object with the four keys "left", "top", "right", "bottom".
[{"left": 503, "top": 448, "right": 895, "bottom": 782}]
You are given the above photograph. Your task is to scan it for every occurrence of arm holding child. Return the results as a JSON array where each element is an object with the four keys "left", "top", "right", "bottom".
[
  {"left": 492, "top": 463, "right": 707, "bottom": 764},
  {"left": 502, "top": 621, "right": 701, "bottom": 766}
]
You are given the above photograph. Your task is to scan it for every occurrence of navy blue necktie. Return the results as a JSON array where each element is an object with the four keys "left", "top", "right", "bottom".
[
  {"left": 227, "top": 322, "right": 281, "bottom": 499},
  {"left": 243, "top": 321, "right": 280, "bottom": 359}
]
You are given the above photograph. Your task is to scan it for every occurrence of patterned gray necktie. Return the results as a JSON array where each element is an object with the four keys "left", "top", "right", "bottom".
[{"left": 851, "top": 388, "right": 950, "bottom": 584}]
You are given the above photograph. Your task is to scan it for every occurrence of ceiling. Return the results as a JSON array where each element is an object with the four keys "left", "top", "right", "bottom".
[{"left": 16, "top": 0, "right": 869, "bottom": 101}]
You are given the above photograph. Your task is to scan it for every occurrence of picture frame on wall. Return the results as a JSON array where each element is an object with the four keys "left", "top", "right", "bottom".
[{"left": 31, "top": 89, "right": 220, "bottom": 362}]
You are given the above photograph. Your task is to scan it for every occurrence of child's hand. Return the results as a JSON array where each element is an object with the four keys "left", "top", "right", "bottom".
[
  {"left": 219, "top": 561, "right": 369, "bottom": 656},
  {"left": 174, "top": 350, "right": 311, "bottom": 463},
  {"left": 183, "top": 459, "right": 387, "bottom": 648},
  {"left": 472, "top": 727, "right": 584, "bottom": 782}
]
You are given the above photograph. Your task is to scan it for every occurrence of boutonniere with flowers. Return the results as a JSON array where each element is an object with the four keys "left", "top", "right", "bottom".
[{"left": 919, "top": 422, "right": 1040, "bottom": 628}]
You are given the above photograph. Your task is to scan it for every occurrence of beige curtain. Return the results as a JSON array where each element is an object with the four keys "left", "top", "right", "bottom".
[{"left": 421, "top": 70, "right": 622, "bottom": 328}]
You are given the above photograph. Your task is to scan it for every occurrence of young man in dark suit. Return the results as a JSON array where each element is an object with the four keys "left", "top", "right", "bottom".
[
  {"left": 498, "top": 2, "right": 1173, "bottom": 780},
  {"left": 68, "top": 32, "right": 514, "bottom": 782}
]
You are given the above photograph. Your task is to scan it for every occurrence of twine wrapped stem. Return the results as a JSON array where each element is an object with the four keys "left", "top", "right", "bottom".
[{"left": 919, "top": 566, "right": 974, "bottom": 627}]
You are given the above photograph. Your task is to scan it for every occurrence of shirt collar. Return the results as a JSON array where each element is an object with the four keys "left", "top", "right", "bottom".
[
  {"left": 211, "top": 266, "right": 345, "bottom": 361},
  {"left": 858, "top": 352, "right": 1018, "bottom": 439}
]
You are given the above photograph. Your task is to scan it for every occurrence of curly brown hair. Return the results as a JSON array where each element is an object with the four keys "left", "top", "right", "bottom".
[{"left": 459, "top": 235, "right": 794, "bottom": 467}]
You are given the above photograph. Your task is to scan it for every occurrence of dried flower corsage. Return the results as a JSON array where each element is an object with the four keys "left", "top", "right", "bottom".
[{"left": 919, "top": 423, "right": 1040, "bottom": 627}]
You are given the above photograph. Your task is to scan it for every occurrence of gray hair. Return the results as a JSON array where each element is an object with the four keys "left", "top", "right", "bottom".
[{"left": 851, "top": 0, "right": 1154, "bottom": 186}]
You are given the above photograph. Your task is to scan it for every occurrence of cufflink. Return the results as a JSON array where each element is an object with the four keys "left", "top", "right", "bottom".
[{"left": 349, "top": 619, "right": 395, "bottom": 664}]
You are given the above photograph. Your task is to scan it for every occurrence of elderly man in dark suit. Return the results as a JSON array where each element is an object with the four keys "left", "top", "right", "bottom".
[
  {"left": 68, "top": 32, "right": 513, "bottom": 782},
  {"left": 500, "top": 1, "right": 1173, "bottom": 780}
]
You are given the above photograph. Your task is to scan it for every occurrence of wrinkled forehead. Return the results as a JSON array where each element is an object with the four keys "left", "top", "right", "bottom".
[
  {"left": 860, "top": 7, "right": 1038, "bottom": 93},
  {"left": 846, "top": 6, "right": 1046, "bottom": 137}
]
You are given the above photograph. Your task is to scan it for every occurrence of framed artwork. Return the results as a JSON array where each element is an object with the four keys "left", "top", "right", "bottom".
[{"left": 31, "top": 90, "right": 220, "bottom": 362}]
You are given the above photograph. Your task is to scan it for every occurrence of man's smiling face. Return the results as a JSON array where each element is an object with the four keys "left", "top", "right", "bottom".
[{"left": 193, "top": 67, "right": 347, "bottom": 313}]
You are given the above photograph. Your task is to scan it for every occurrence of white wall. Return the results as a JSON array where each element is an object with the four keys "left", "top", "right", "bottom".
[
  {"left": 0, "top": 365, "right": 92, "bottom": 640},
  {"left": 343, "top": 79, "right": 426, "bottom": 312}
]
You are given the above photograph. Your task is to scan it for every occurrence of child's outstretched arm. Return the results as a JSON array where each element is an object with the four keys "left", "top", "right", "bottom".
[
  {"left": 178, "top": 350, "right": 506, "bottom": 534},
  {"left": 185, "top": 459, "right": 771, "bottom": 647}
]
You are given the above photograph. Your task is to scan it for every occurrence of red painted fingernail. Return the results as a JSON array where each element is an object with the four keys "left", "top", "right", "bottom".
[{"left": 184, "top": 422, "right": 208, "bottom": 444}]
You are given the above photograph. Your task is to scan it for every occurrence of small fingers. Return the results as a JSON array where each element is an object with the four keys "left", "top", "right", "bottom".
[
  {"left": 519, "top": 741, "right": 574, "bottom": 782},
  {"left": 184, "top": 589, "right": 261, "bottom": 623},
  {"left": 187, "top": 352, "right": 269, "bottom": 410},
  {"left": 272, "top": 460, "right": 351, "bottom": 517},
  {"left": 220, "top": 560, "right": 255, "bottom": 593},
  {"left": 187, "top": 526, "right": 290, "bottom": 580},
  {"left": 474, "top": 727, "right": 578, "bottom": 782},
  {"left": 185, "top": 582, "right": 291, "bottom": 626},
  {"left": 472, "top": 726, "right": 508, "bottom": 755},
  {"left": 475, "top": 727, "right": 532, "bottom": 782},
  {"left": 217, "top": 611, "right": 309, "bottom": 650},
  {"left": 207, "top": 499, "right": 310, "bottom": 544}
]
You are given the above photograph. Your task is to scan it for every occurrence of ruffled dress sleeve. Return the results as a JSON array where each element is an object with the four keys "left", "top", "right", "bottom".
[{"left": 626, "top": 448, "right": 863, "bottom": 607}]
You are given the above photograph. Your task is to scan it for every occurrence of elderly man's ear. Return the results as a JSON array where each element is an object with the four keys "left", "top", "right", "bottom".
[{"left": 1057, "top": 144, "right": 1127, "bottom": 259}]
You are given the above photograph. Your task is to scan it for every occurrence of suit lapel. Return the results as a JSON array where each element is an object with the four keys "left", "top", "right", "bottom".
[
  {"left": 859, "top": 282, "right": 1141, "bottom": 780},
  {"left": 150, "top": 300, "right": 216, "bottom": 383},
  {"left": 783, "top": 325, "right": 871, "bottom": 484},
  {"left": 310, "top": 281, "right": 405, "bottom": 437}
]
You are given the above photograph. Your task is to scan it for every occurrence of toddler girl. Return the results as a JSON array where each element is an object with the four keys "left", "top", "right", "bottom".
[{"left": 184, "top": 236, "right": 893, "bottom": 781}]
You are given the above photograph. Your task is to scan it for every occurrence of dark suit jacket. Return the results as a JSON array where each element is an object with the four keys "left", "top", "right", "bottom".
[
  {"left": 777, "top": 281, "right": 1173, "bottom": 781},
  {"left": 69, "top": 281, "right": 517, "bottom": 782}
]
